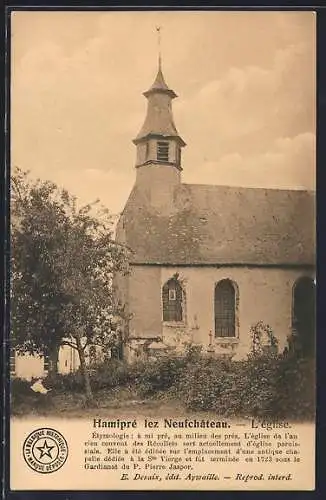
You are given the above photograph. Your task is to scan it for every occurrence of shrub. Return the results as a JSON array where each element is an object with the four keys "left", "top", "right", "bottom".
[
  {"left": 179, "top": 356, "right": 246, "bottom": 415},
  {"left": 250, "top": 321, "right": 278, "bottom": 357},
  {"left": 133, "top": 355, "right": 187, "bottom": 398},
  {"left": 40, "top": 355, "right": 187, "bottom": 398},
  {"left": 183, "top": 343, "right": 203, "bottom": 362},
  {"left": 272, "top": 353, "right": 315, "bottom": 420},
  {"left": 178, "top": 350, "right": 315, "bottom": 420},
  {"left": 89, "top": 359, "right": 131, "bottom": 391},
  {"left": 240, "top": 355, "right": 281, "bottom": 418},
  {"left": 44, "top": 371, "right": 84, "bottom": 392},
  {"left": 43, "top": 359, "right": 132, "bottom": 393},
  {"left": 10, "top": 377, "right": 34, "bottom": 397},
  {"left": 10, "top": 377, "right": 55, "bottom": 415}
]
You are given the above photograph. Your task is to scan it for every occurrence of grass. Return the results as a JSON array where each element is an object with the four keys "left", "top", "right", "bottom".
[
  {"left": 10, "top": 385, "right": 195, "bottom": 419},
  {"left": 10, "top": 384, "right": 315, "bottom": 423}
]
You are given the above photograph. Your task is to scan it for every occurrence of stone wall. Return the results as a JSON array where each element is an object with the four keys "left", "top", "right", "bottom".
[{"left": 122, "top": 264, "right": 314, "bottom": 361}]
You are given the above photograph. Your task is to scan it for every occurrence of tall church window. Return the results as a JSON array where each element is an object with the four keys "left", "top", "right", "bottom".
[
  {"left": 162, "top": 278, "right": 183, "bottom": 322},
  {"left": 157, "top": 141, "right": 169, "bottom": 162},
  {"left": 214, "top": 279, "right": 236, "bottom": 337}
]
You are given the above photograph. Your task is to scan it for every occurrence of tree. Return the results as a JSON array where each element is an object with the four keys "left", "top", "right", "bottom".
[{"left": 11, "top": 167, "right": 129, "bottom": 403}]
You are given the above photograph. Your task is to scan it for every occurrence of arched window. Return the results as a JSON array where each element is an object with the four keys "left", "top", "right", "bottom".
[
  {"left": 292, "top": 277, "right": 316, "bottom": 356},
  {"left": 214, "top": 279, "right": 236, "bottom": 337},
  {"left": 162, "top": 278, "right": 183, "bottom": 322}
]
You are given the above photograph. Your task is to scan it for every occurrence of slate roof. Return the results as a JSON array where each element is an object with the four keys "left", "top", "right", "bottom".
[
  {"left": 143, "top": 67, "right": 177, "bottom": 98},
  {"left": 118, "top": 183, "right": 315, "bottom": 266},
  {"left": 133, "top": 101, "right": 182, "bottom": 144},
  {"left": 133, "top": 67, "right": 186, "bottom": 146}
]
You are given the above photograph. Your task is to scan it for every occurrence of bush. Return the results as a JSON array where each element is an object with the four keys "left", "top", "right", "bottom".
[
  {"left": 89, "top": 359, "right": 131, "bottom": 391},
  {"left": 44, "top": 371, "right": 85, "bottom": 392},
  {"left": 85, "top": 344, "right": 203, "bottom": 398},
  {"left": 178, "top": 351, "right": 315, "bottom": 420},
  {"left": 10, "top": 377, "right": 55, "bottom": 415},
  {"left": 178, "top": 356, "right": 246, "bottom": 415},
  {"left": 250, "top": 321, "right": 278, "bottom": 357},
  {"left": 183, "top": 343, "right": 204, "bottom": 362},
  {"left": 240, "top": 355, "right": 282, "bottom": 418},
  {"left": 11, "top": 377, "right": 34, "bottom": 397},
  {"left": 43, "top": 354, "right": 188, "bottom": 399},
  {"left": 43, "top": 359, "right": 132, "bottom": 393},
  {"left": 272, "top": 354, "right": 315, "bottom": 420},
  {"left": 132, "top": 355, "right": 187, "bottom": 398}
]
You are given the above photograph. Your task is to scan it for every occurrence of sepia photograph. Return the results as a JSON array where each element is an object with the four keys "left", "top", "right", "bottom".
[{"left": 9, "top": 9, "right": 316, "bottom": 491}]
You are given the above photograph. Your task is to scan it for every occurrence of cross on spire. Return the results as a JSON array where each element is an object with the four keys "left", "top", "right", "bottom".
[{"left": 156, "top": 26, "right": 162, "bottom": 70}]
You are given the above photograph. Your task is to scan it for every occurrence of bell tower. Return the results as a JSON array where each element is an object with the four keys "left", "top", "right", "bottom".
[
  {"left": 133, "top": 29, "right": 186, "bottom": 207},
  {"left": 133, "top": 63, "right": 186, "bottom": 170}
]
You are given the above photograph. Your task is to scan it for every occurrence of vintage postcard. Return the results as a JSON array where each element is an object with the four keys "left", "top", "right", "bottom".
[{"left": 8, "top": 9, "right": 316, "bottom": 492}]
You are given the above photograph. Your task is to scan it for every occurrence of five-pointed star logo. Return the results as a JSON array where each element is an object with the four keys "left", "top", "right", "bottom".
[{"left": 35, "top": 440, "right": 55, "bottom": 459}]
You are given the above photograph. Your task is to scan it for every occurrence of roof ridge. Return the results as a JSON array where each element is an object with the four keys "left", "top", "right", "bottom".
[{"left": 181, "top": 182, "right": 315, "bottom": 194}]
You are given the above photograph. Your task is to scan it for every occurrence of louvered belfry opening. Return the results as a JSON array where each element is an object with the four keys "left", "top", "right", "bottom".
[
  {"left": 157, "top": 141, "right": 169, "bottom": 162},
  {"left": 214, "top": 279, "right": 236, "bottom": 337},
  {"left": 162, "top": 278, "right": 183, "bottom": 322}
]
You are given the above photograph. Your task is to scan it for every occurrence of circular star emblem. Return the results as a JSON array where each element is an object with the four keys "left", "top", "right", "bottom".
[
  {"left": 23, "top": 428, "right": 68, "bottom": 474},
  {"left": 35, "top": 439, "right": 56, "bottom": 460}
]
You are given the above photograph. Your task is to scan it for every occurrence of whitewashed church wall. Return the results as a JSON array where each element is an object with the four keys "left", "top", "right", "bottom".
[
  {"left": 160, "top": 266, "right": 314, "bottom": 359},
  {"left": 128, "top": 265, "right": 162, "bottom": 338}
]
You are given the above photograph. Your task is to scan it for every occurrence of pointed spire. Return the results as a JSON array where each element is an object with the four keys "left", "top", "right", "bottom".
[
  {"left": 143, "top": 27, "right": 177, "bottom": 99},
  {"left": 133, "top": 29, "right": 186, "bottom": 148}
]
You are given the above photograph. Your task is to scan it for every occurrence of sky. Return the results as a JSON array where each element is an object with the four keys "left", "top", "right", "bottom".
[{"left": 11, "top": 10, "right": 316, "bottom": 215}]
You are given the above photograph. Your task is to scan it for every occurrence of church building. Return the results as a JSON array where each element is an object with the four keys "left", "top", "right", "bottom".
[
  {"left": 11, "top": 57, "right": 316, "bottom": 381},
  {"left": 115, "top": 60, "right": 316, "bottom": 362}
]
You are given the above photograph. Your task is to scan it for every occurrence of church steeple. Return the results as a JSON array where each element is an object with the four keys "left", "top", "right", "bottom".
[{"left": 133, "top": 32, "right": 186, "bottom": 171}]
